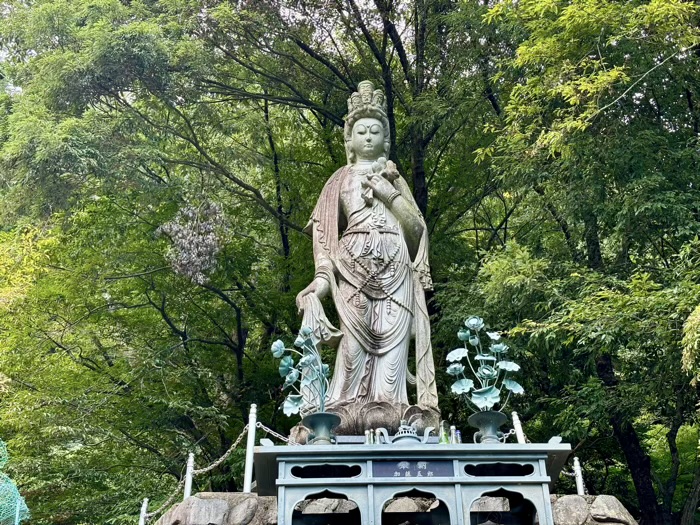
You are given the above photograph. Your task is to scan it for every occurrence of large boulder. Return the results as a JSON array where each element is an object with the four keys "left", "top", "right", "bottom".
[
  {"left": 552, "top": 495, "right": 591, "bottom": 525},
  {"left": 297, "top": 498, "right": 357, "bottom": 514},
  {"left": 588, "top": 495, "right": 637, "bottom": 525},
  {"left": 154, "top": 492, "right": 638, "bottom": 525},
  {"left": 156, "top": 493, "right": 277, "bottom": 525}
]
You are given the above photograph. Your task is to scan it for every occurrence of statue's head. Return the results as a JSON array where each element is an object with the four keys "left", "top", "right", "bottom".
[{"left": 344, "top": 80, "right": 390, "bottom": 164}]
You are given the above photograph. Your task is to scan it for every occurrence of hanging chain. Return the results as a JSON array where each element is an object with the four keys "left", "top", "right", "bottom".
[
  {"left": 144, "top": 479, "right": 186, "bottom": 521},
  {"left": 193, "top": 424, "right": 249, "bottom": 475},
  {"left": 256, "top": 421, "right": 300, "bottom": 445},
  {"left": 143, "top": 420, "right": 299, "bottom": 522},
  {"left": 145, "top": 424, "right": 250, "bottom": 522},
  {"left": 500, "top": 429, "right": 517, "bottom": 443},
  {"left": 560, "top": 468, "right": 589, "bottom": 495}
]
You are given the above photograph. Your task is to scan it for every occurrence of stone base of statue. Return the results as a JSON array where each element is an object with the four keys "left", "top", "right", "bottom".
[
  {"left": 254, "top": 439, "right": 572, "bottom": 525},
  {"left": 325, "top": 401, "right": 440, "bottom": 436},
  {"left": 289, "top": 402, "right": 440, "bottom": 444}
]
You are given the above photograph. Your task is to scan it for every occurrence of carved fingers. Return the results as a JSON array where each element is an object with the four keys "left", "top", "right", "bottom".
[
  {"left": 295, "top": 282, "right": 316, "bottom": 312},
  {"left": 362, "top": 173, "right": 397, "bottom": 203}
]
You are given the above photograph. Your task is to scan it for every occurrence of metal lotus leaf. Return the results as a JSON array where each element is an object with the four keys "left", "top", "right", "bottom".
[
  {"left": 271, "top": 339, "right": 286, "bottom": 358},
  {"left": 284, "top": 368, "right": 300, "bottom": 388},
  {"left": 475, "top": 353, "right": 496, "bottom": 361},
  {"left": 283, "top": 394, "right": 304, "bottom": 416},
  {"left": 465, "top": 316, "right": 485, "bottom": 331},
  {"left": 504, "top": 378, "right": 525, "bottom": 394},
  {"left": 0, "top": 440, "right": 7, "bottom": 470},
  {"left": 491, "top": 342, "right": 509, "bottom": 354},
  {"left": 294, "top": 333, "right": 314, "bottom": 349},
  {"left": 301, "top": 373, "right": 317, "bottom": 387},
  {"left": 299, "top": 354, "right": 315, "bottom": 369},
  {"left": 497, "top": 360, "right": 520, "bottom": 372},
  {"left": 279, "top": 355, "right": 295, "bottom": 377},
  {"left": 446, "top": 363, "right": 465, "bottom": 376},
  {"left": 471, "top": 385, "right": 501, "bottom": 410},
  {"left": 451, "top": 378, "right": 474, "bottom": 394},
  {"left": 476, "top": 365, "right": 498, "bottom": 381},
  {"left": 447, "top": 347, "right": 469, "bottom": 362},
  {"left": 486, "top": 331, "right": 501, "bottom": 341}
]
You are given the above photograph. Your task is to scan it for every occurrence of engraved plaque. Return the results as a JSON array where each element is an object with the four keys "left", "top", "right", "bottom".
[{"left": 373, "top": 460, "right": 453, "bottom": 478}]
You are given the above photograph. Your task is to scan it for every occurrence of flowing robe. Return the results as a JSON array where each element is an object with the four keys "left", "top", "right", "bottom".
[{"left": 302, "top": 165, "right": 438, "bottom": 410}]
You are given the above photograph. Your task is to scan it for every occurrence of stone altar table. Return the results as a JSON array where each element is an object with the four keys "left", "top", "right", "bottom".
[{"left": 254, "top": 442, "right": 571, "bottom": 525}]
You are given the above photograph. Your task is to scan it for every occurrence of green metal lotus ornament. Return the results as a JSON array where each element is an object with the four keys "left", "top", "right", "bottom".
[
  {"left": 271, "top": 327, "right": 330, "bottom": 416},
  {"left": 0, "top": 439, "right": 29, "bottom": 525},
  {"left": 447, "top": 316, "right": 524, "bottom": 412}
]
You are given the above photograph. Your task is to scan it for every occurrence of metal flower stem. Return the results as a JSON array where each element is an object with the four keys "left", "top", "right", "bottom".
[
  {"left": 464, "top": 343, "right": 480, "bottom": 385},
  {"left": 308, "top": 361, "right": 327, "bottom": 413},
  {"left": 499, "top": 390, "right": 513, "bottom": 412},
  {"left": 494, "top": 364, "right": 513, "bottom": 411},
  {"left": 460, "top": 386, "right": 481, "bottom": 412},
  {"left": 294, "top": 362, "right": 325, "bottom": 412},
  {"left": 472, "top": 337, "right": 490, "bottom": 389},
  {"left": 303, "top": 340, "right": 329, "bottom": 412},
  {"left": 281, "top": 346, "right": 325, "bottom": 411},
  {"left": 495, "top": 370, "right": 509, "bottom": 393}
]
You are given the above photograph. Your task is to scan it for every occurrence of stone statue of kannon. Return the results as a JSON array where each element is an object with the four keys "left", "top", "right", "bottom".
[{"left": 296, "top": 80, "right": 439, "bottom": 434}]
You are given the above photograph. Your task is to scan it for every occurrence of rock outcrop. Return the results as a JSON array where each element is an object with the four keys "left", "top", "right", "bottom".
[
  {"left": 155, "top": 493, "right": 638, "bottom": 525},
  {"left": 551, "top": 494, "right": 638, "bottom": 525},
  {"left": 156, "top": 493, "right": 277, "bottom": 525}
]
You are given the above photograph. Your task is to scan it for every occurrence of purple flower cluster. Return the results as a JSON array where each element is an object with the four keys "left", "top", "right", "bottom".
[{"left": 157, "top": 201, "right": 225, "bottom": 285}]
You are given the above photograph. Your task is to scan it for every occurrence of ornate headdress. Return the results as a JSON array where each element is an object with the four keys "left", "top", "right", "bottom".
[{"left": 344, "top": 80, "right": 391, "bottom": 163}]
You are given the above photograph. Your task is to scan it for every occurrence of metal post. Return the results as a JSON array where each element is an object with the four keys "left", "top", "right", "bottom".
[
  {"left": 243, "top": 404, "right": 257, "bottom": 493},
  {"left": 14, "top": 498, "right": 20, "bottom": 525},
  {"left": 183, "top": 453, "right": 194, "bottom": 500},
  {"left": 573, "top": 456, "right": 585, "bottom": 495},
  {"left": 138, "top": 498, "right": 149, "bottom": 525},
  {"left": 512, "top": 411, "right": 526, "bottom": 444}
]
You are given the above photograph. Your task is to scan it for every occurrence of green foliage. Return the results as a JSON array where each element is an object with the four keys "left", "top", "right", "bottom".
[{"left": 0, "top": 0, "right": 700, "bottom": 523}]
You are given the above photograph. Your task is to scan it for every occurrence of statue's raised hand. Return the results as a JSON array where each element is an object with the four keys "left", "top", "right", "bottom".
[
  {"left": 380, "top": 160, "right": 400, "bottom": 182},
  {"left": 361, "top": 172, "right": 400, "bottom": 205}
]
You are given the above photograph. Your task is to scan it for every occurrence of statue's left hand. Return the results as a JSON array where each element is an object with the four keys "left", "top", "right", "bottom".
[
  {"left": 382, "top": 160, "right": 400, "bottom": 182},
  {"left": 296, "top": 277, "right": 330, "bottom": 313},
  {"left": 362, "top": 173, "right": 399, "bottom": 204}
]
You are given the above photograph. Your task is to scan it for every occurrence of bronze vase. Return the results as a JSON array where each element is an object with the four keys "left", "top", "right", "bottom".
[
  {"left": 468, "top": 410, "right": 508, "bottom": 444},
  {"left": 302, "top": 412, "right": 341, "bottom": 445}
]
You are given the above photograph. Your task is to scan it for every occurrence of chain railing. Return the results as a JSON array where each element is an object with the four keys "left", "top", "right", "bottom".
[
  {"left": 500, "top": 428, "right": 517, "bottom": 442},
  {"left": 193, "top": 424, "right": 250, "bottom": 476},
  {"left": 140, "top": 405, "right": 297, "bottom": 524},
  {"left": 560, "top": 456, "right": 587, "bottom": 495},
  {"left": 256, "top": 421, "right": 300, "bottom": 446}
]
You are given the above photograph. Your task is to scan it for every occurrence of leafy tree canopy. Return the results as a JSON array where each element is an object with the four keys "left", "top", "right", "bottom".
[{"left": 0, "top": 0, "right": 699, "bottom": 524}]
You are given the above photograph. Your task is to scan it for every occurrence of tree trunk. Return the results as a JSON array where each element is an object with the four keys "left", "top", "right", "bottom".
[
  {"left": 680, "top": 463, "right": 700, "bottom": 525},
  {"left": 596, "top": 354, "right": 667, "bottom": 524},
  {"left": 583, "top": 211, "right": 604, "bottom": 270},
  {"left": 264, "top": 98, "right": 291, "bottom": 293},
  {"left": 411, "top": 129, "right": 428, "bottom": 216},
  {"left": 533, "top": 185, "right": 581, "bottom": 263}
]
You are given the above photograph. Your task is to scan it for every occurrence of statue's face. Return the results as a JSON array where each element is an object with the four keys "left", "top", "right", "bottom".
[{"left": 351, "top": 117, "right": 385, "bottom": 161}]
